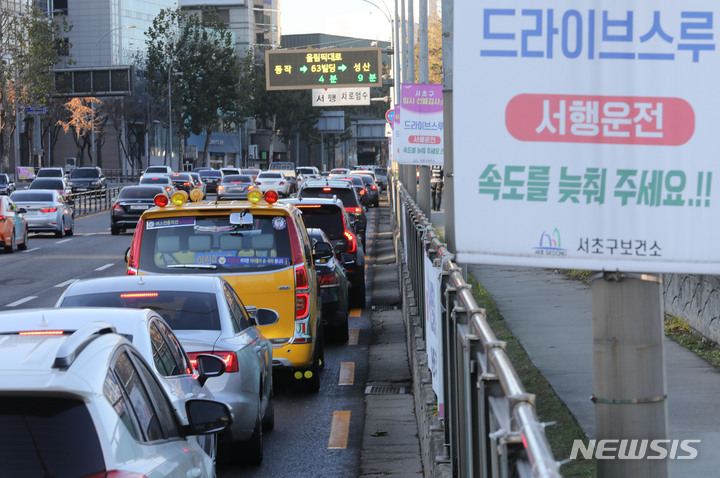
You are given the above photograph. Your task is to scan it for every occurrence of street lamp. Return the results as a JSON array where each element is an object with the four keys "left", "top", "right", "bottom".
[{"left": 94, "top": 25, "right": 136, "bottom": 66}]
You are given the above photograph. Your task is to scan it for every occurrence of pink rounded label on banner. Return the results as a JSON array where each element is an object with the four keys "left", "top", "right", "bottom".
[{"left": 506, "top": 94, "right": 694, "bottom": 146}]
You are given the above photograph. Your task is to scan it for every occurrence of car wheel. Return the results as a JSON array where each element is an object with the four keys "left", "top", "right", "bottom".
[
  {"left": 262, "top": 389, "right": 275, "bottom": 432},
  {"left": 65, "top": 222, "right": 74, "bottom": 236},
  {"left": 332, "top": 310, "right": 350, "bottom": 344},
  {"left": 4, "top": 229, "right": 15, "bottom": 253},
  {"left": 241, "top": 398, "right": 264, "bottom": 465},
  {"left": 55, "top": 219, "right": 65, "bottom": 238},
  {"left": 18, "top": 227, "right": 28, "bottom": 251},
  {"left": 350, "top": 273, "right": 366, "bottom": 309},
  {"left": 110, "top": 224, "right": 120, "bottom": 235}
]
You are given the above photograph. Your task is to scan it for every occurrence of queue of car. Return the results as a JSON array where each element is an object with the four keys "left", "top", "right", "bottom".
[{"left": 0, "top": 162, "right": 385, "bottom": 474}]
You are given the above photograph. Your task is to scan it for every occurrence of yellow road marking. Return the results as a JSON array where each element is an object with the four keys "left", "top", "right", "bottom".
[
  {"left": 338, "top": 362, "right": 355, "bottom": 385},
  {"left": 349, "top": 308, "right": 362, "bottom": 317},
  {"left": 348, "top": 328, "right": 359, "bottom": 345},
  {"left": 328, "top": 411, "right": 351, "bottom": 449}
]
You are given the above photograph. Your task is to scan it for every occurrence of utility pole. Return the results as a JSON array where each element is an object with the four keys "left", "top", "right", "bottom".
[{"left": 417, "top": 0, "right": 431, "bottom": 216}]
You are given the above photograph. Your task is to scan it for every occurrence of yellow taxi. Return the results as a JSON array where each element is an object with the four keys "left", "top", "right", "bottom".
[{"left": 126, "top": 189, "right": 324, "bottom": 391}]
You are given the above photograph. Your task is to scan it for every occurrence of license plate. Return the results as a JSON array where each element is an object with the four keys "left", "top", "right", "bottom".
[{"left": 130, "top": 205, "right": 150, "bottom": 210}]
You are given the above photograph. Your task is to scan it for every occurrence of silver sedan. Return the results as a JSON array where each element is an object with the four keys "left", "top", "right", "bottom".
[
  {"left": 55, "top": 274, "right": 278, "bottom": 465},
  {"left": 10, "top": 189, "right": 74, "bottom": 237}
]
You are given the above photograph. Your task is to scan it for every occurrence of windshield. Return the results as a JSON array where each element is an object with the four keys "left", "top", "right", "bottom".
[
  {"left": 300, "top": 187, "right": 360, "bottom": 207},
  {"left": 138, "top": 213, "right": 293, "bottom": 274},
  {"left": 0, "top": 176, "right": 7, "bottom": 184},
  {"left": 61, "top": 291, "right": 222, "bottom": 330},
  {"left": 70, "top": 169, "right": 99, "bottom": 179}
]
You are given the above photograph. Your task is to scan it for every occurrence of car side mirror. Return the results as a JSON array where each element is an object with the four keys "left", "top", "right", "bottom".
[
  {"left": 184, "top": 399, "right": 233, "bottom": 436},
  {"left": 250, "top": 307, "right": 280, "bottom": 326},
  {"left": 313, "top": 241, "right": 333, "bottom": 262},
  {"left": 194, "top": 353, "right": 226, "bottom": 387}
]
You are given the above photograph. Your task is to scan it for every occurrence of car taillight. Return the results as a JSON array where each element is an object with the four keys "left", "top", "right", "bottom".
[
  {"left": 359, "top": 189, "right": 366, "bottom": 195},
  {"left": 295, "top": 263, "right": 309, "bottom": 289},
  {"left": 126, "top": 219, "right": 144, "bottom": 274},
  {"left": 84, "top": 470, "right": 148, "bottom": 477},
  {"left": 187, "top": 351, "right": 239, "bottom": 373},
  {"left": 296, "top": 292, "right": 309, "bottom": 318},
  {"left": 318, "top": 272, "right": 339, "bottom": 287},
  {"left": 112, "top": 204, "right": 121, "bottom": 211},
  {"left": 0, "top": 216, "right": 5, "bottom": 222},
  {"left": 371, "top": 185, "right": 377, "bottom": 191},
  {"left": 344, "top": 229, "right": 357, "bottom": 253},
  {"left": 41, "top": 207, "right": 58, "bottom": 213},
  {"left": 217, "top": 185, "right": 225, "bottom": 192},
  {"left": 345, "top": 206, "right": 362, "bottom": 215}
]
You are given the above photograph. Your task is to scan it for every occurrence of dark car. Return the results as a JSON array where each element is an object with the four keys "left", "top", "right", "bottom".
[
  {"left": 0, "top": 174, "right": 16, "bottom": 195},
  {"left": 67, "top": 167, "right": 106, "bottom": 192},
  {"left": 282, "top": 196, "right": 365, "bottom": 309},
  {"left": 298, "top": 179, "right": 367, "bottom": 248},
  {"left": 199, "top": 169, "right": 223, "bottom": 194},
  {"left": 217, "top": 174, "right": 256, "bottom": 201},
  {"left": 351, "top": 173, "right": 380, "bottom": 207},
  {"left": 110, "top": 185, "right": 166, "bottom": 235},
  {"left": 28, "top": 177, "right": 71, "bottom": 200},
  {"left": 168, "top": 172, "right": 195, "bottom": 194},
  {"left": 306, "top": 227, "right": 350, "bottom": 342},
  {"left": 337, "top": 176, "right": 371, "bottom": 207}
]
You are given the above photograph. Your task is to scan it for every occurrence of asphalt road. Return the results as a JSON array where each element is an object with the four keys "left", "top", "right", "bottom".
[{"left": 0, "top": 199, "right": 382, "bottom": 477}]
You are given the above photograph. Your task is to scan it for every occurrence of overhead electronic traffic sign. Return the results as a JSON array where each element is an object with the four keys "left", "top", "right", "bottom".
[{"left": 266, "top": 48, "right": 382, "bottom": 91}]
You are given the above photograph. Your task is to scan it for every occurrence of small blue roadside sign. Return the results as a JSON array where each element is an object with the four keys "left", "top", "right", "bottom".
[
  {"left": 385, "top": 109, "right": 395, "bottom": 123},
  {"left": 24, "top": 107, "right": 47, "bottom": 115}
]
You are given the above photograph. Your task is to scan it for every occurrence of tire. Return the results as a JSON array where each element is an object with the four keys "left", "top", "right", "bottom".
[
  {"left": 332, "top": 311, "right": 350, "bottom": 344},
  {"left": 18, "top": 227, "right": 28, "bottom": 251},
  {"left": 241, "top": 399, "right": 263, "bottom": 465},
  {"left": 55, "top": 219, "right": 65, "bottom": 238},
  {"left": 350, "top": 275, "right": 366, "bottom": 309},
  {"left": 4, "top": 229, "right": 15, "bottom": 253},
  {"left": 111, "top": 224, "right": 120, "bottom": 235},
  {"left": 65, "top": 223, "right": 74, "bottom": 236},
  {"left": 262, "top": 390, "right": 275, "bottom": 432}
]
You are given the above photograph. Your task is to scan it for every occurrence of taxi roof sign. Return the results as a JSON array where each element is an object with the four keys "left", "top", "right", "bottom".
[{"left": 265, "top": 48, "right": 382, "bottom": 91}]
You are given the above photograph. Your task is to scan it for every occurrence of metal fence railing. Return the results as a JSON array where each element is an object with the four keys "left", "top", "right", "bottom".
[
  {"left": 389, "top": 177, "right": 561, "bottom": 478},
  {"left": 68, "top": 187, "right": 122, "bottom": 217}
]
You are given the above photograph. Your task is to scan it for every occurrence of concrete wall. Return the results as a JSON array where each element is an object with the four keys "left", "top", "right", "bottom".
[{"left": 664, "top": 274, "right": 720, "bottom": 344}]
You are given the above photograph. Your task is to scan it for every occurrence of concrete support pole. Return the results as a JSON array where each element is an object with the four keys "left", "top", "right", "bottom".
[
  {"left": 443, "top": 0, "right": 455, "bottom": 253},
  {"left": 408, "top": 0, "right": 415, "bottom": 84},
  {"left": 592, "top": 272, "right": 669, "bottom": 478},
  {"left": 417, "top": 0, "right": 431, "bottom": 216}
]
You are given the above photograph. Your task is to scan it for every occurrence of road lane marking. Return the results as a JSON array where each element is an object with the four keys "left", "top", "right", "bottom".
[
  {"left": 94, "top": 263, "right": 114, "bottom": 271},
  {"left": 55, "top": 279, "right": 78, "bottom": 288},
  {"left": 23, "top": 248, "right": 40, "bottom": 253},
  {"left": 56, "top": 238, "right": 72, "bottom": 244},
  {"left": 338, "top": 362, "right": 355, "bottom": 385},
  {"left": 6, "top": 296, "right": 37, "bottom": 307},
  {"left": 348, "top": 328, "right": 359, "bottom": 345},
  {"left": 328, "top": 411, "right": 351, "bottom": 449},
  {"left": 349, "top": 309, "right": 362, "bottom": 317}
]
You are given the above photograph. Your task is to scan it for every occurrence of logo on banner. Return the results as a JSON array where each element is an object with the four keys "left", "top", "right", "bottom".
[{"left": 534, "top": 228, "right": 567, "bottom": 256}]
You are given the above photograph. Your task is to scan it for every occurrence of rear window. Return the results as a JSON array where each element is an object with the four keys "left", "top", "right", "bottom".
[
  {"left": 199, "top": 170, "right": 222, "bottom": 179},
  {"left": 138, "top": 213, "right": 293, "bottom": 274},
  {"left": 258, "top": 172, "right": 282, "bottom": 179},
  {"left": 118, "top": 187, "right": 163, "bottom": 199},
  {"left": 145, "top": 167, "right": 169, "bottom": 174},
  {"left": 0, "top": 396, "right": 105, "bottom": 477},
  {"left": 29, "top": 179, "right": 63, "bottom": 189},
  {"left": 70, "top": 168, "right": 99, "bottom": 178},
  {"left": 36, "top": 169, "right": 63, "bottom": 177},
  {"left": 11, "top": 191, "right": 54, "bottom": 202},
  {"left": 60, "top": 291, "right": 222, "bottom": 330},
  {"left": 140, "top": 177, "right": 169, "bottom": 185},
  {"left": 300, "top": 187, "right": 360, "bottom": 207},
  {"left": 297, "top": 206, "right": 345, "bottom": 240},
  {"left": 223, "top": 175, "right": 252, "bottom": 183}
]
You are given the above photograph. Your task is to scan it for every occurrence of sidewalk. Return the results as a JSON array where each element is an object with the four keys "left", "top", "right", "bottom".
[
  {"left": 359, "top": 199, "right": 424, "bottom": 477},
  {"left": 467, "top": 264, "right": 720, "bottom": 476}
]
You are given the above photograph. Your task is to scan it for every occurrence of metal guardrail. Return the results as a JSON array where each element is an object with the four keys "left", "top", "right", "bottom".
[
  {"left": 389, "top": 177, "right": 561, "bottom": 478},
  {"left": 68, "top": 187, "right": 121, "bottom": 217}
]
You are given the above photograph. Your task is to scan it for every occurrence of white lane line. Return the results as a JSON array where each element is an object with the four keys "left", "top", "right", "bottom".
[
  {"left": 94, "top": 263, "right": 114, "bottom": 271},
  {"left": 56, "top": 238, "right": 72, "bottom": 244},
  {"left": 23, "top": 248, "right": 40, "bottom": 253},
  {"left": 55, "top": 279, "right": 78, "bottom": 288},
  {"left": 6, "top": 296, "right": 37, "bottom": 307}
]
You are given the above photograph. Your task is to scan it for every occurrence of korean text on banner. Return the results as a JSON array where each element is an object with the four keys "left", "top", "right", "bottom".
[
  {"left": 453, "top": 1, "right": 720, "bottom": 274},
  {"left": 395, "top": 83, "right": 444, "bottom": 166}
]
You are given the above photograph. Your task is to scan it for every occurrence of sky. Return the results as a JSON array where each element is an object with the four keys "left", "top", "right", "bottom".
[{"left": 279, "top": 0, "right": 418, "bottom": 43}]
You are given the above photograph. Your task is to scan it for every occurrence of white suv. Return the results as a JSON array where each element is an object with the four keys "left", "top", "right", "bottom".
[{"left": 0, "top": 318, "right": 232, "bottom": 477}]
